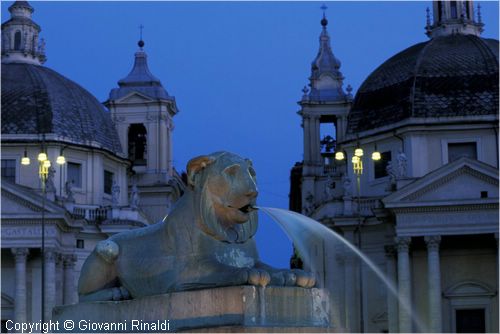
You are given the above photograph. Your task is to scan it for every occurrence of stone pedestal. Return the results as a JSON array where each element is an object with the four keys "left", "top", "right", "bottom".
[{"left": 53, "top": 286, "right": 334, "bottom": 333}]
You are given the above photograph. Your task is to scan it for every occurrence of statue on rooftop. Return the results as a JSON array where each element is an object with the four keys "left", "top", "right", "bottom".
[
  {"left": 65, "top": 180, "right": 74, "bottom": 203},
  {"left": 397, "top": 150, "right": 408, "bottom": 178},
  {"left": 112, "top": 181, "right": 120, "bottom": 207},
  {"left": 130, "top": 183, "right": 140, "bottom": 210}
]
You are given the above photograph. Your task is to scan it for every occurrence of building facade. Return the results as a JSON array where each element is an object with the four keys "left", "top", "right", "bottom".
[
  {"left": 291, "top": 1, "right": 498, "bottom": 333},
  {"left": 1, "top": 1, "right": 184, "bottom": 329}
]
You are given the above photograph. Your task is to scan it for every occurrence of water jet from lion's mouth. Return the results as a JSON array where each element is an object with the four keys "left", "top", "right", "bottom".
[{"left": 259, "top": 206, "right": 425, "bottom": 332}]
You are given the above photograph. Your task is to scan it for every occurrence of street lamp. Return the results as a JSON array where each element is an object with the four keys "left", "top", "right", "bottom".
[
  {"left": 334, "top": 143, "right": 380, "bottom": 332},
  {"left": 372, "top": 144, "right": 381, "bottom": 161},
  {"left": 21, "top": 144, "right": 65, "bottom": 323}
]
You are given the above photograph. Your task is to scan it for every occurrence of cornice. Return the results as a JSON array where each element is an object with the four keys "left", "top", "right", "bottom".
[{"left": 392, "top": 203, "right": 498, "bottom": 214}]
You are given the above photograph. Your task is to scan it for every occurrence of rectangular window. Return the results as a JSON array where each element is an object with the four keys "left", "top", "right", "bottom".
[
  {"left": 104, "top": 170, "right": 113, "bottom": 195},
  {"left": 1, "top": 159, "right": 16, "bottom": 183},
  {"left": 448, "top": 142, "right": 477, "bottom": 162},
  {"left": 76, "top": 239, "right": 85, "bottom": 249},
  {"left": 374, "top": 151, "right": 392, "bottom": 179},
  {"left": 67, "top": 162, "right": 82, "bottom": 188}
]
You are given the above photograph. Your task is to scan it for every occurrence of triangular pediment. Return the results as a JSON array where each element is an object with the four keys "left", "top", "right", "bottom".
[
  {"left": 383, "top": 158, "right": 498, "bottom": 208},
  {"left": 1, "top": 179, "right": 66, "bottom": 216},
  {"left": 115, "top": 91, "right": 155, "bottom": 104}
]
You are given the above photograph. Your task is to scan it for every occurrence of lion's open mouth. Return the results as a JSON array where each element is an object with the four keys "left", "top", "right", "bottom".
[
  {"left": 238, "top": 204, "right": 256, "bottom": 213},
  {"left": 228, "top": 204, "right": 256, "bottom": 214}
]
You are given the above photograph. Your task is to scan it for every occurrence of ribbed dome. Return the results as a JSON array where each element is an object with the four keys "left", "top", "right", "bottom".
[
  {"left": 1, "top": 63, "right": 122, "bottom": 154},
  {"left": 347, "top": 34, "right": 499, "bottom": 134}
]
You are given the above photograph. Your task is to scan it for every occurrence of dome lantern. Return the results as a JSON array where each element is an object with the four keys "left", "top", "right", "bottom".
[
  {"left": 1, "top": 1, "right": 46, "bottom": 65},
  {"left": 426, "top": 0, "right": 484, "bottom": 39}
]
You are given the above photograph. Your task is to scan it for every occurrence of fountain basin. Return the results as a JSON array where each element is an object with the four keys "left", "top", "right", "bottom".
[{"left": 53, "top": 286, "right": 334, "bottom": 332}]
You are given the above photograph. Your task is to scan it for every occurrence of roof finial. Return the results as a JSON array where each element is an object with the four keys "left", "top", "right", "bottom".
[
  {"left": 320, "top": 3, "right": 328, "bottom": 27},
  {"left": 346, "top": 84, "right": 353, "bottom": 100},
  {"left": 477, "top": 4, "right": 482, "bottom": 24},
  {"left": 138, "top": 24, "right": 145, "bottom": 50},
  {"left": 426, "top": 7, "right": 431, "bottom": 27}
]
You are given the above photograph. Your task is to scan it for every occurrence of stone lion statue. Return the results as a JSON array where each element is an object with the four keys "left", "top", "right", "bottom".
[{"left": 78, "top": 152, "right": 315, "bottom": 302}]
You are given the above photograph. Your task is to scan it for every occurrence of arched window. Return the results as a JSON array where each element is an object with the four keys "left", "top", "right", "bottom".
[
  {"left": 14, "top": 31, "right": 21, "bottom": 50},
  {"left": 128, "top": 124, "right": 147, "bottom": 165}
]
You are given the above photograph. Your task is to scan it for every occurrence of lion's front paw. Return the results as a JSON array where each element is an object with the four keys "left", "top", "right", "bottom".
[
  {"left": 271, "top": 271, "right": 297, "bottom": 286},
  {"left": 293, "top": 269, "right": 316, "bottom": 288},
  {"left": 247, "top": 268, "right": 271, "bottom": 287}
]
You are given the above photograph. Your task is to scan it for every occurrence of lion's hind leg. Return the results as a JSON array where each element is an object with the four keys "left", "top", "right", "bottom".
[{"left": 78, "top": 240, "right": 130, "bottom": 302}]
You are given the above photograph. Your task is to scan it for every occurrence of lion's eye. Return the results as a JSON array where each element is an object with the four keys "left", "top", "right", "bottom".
[
  {"left": 248, "top": 166, "right": 256, "bottom": 179},
  {"left": 223, "top": 164, "right": 240, "bottom": 176}
]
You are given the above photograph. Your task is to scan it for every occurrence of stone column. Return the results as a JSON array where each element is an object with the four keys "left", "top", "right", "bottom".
[
  {"left": 425, "top": 236, "right": 442, "bottom": 333},
  {"left": 55, "top": 254, "right": 63, "bottom": 306},
  {"left": 384, "top": 245, "right": 398, "bottom": 333},
  {"left": 44, "top": 249, "right": 57, "bottom": 321},
  {"left": 312, "top": 116, "right": 321, "bottom": 166},
  {"left": 63, "top": 254, "right": 78, "bottom": 305},
  {"left": 332, "top": 252, "right": 346, "bottom": 330},
  {"left": 303, "top": 116, "right": 311, "bottom": 165},
  {"left": 395, "top": 236, "right": 412, "bottom": 333},
  {"left": 11, "top": 248, "right": 29, "bottom": 324}
]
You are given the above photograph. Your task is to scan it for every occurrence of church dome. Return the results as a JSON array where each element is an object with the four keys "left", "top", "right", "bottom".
[
  {"left": 347, "top": 34, "right": 499, "bottom": 134},
  {"left": 1, "top": 62, "right": 122, "bottom": 154}
]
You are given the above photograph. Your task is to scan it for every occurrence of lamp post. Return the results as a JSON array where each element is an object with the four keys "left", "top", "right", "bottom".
[
  {"left": 21, "top": 142, "right": 65, "bottom": 322},
  {"left": 335, "top": 143, "right": 380, "bottom": 333}
]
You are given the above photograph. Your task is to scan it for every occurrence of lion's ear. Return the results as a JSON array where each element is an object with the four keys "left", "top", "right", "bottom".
[{"left": 187, "top": 155, "right": 215, "bottom": 187}]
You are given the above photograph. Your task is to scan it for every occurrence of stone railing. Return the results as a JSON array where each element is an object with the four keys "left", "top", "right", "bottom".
[
  {"left": 323, "top": 164, "right": 337, "bottom": 175},
  {"left": 71, "top": 205, "right": 109, "bottom": 222},
  {"left": 354, "top": 197, "right": 382, "bottom": 216}
]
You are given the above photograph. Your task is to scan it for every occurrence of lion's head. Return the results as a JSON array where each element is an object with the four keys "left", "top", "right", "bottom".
[{"left": 187, "top": 151, "right": 258, "bottom": 243}]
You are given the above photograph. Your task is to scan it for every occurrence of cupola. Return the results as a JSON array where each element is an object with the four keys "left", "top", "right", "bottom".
[
  {"left": 425, "top": 0, "right": 484, "bottom": 38},
  {"left": 1, "top": 1, "right": 46, "bottom": 65}
]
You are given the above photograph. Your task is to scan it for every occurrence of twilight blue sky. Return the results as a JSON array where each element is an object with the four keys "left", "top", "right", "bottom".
[{"left": 2, "top": 0, "right": 498, "bottom": 268}]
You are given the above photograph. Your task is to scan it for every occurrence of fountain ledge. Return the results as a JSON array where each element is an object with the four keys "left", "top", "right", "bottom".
[{"left": 53, "top": 286, "right": 337, "bottom": 332}]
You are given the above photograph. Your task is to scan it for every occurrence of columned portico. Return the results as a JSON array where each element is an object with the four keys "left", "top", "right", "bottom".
[
  {"left": 44, "top": 249, "right": 57, "bottom": 321},
  {"left": 395, "top": 236, "right": 412, "bottom": 333},
  {"left": 11, "top": 248, "right": 29, "bottom": 324},
  {"left": 425, "top": 235, "right": 442, "bottom": 332}
]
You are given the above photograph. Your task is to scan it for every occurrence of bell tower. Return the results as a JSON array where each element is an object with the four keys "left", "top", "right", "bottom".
[
  {"left": 106, "top": 37, "right": 182, "bottom": 223},
  {"left": 298, "top": 7, "right": 352, "bottom": 214}
]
